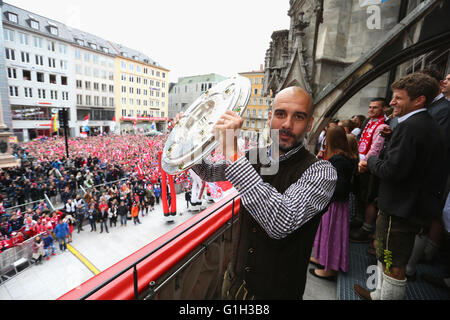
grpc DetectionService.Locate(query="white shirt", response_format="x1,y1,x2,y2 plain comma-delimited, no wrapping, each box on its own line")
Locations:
397,108,427,124
433,93,444,103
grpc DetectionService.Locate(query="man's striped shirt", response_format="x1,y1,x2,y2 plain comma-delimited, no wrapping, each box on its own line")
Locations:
192,145,337,240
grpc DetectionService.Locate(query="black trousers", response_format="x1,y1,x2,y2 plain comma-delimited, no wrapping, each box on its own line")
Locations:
100,220,108,232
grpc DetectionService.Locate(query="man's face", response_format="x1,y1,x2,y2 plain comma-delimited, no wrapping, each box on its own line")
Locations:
442,74,450,97
367,101,384,119
268,88,314,154
390,89,424,117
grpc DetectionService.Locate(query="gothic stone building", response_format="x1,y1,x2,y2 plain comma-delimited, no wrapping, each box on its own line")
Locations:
263,0,450,121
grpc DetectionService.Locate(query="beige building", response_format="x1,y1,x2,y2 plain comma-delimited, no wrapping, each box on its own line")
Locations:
239,68,273,139
111,43,169,133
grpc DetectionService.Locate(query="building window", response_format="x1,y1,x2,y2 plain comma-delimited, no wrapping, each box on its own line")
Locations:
121,61,127,70
30,20,39,30
8,13,18,23
61,76,68,86
62,92,69,101
38,89,46,99
77,94,83,105
76,80,82,89
7,68,17,79
23,87,33,98
85,96,92,105
9,86,19,97
3,28,15,41
109,98,114,107
49,26,58,36
33,36,43,48
22,70,32,81
5,48,15,60
85,81,91,90
21,52,30,63
75,49,81,60
35,55,44,66
93,83,99,91
102,47,109,54
19,32,29,45
49,74,57,84
48,58,56,68
60,60,68,70
89,43,97,50
76,39,84,46
59,44,67,54
47,41,55,52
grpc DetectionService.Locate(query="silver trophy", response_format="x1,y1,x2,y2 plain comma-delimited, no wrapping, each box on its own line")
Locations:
162,75,251,175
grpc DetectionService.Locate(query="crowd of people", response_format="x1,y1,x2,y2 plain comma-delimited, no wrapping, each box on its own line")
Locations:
0,134,192,259
310,69,450,298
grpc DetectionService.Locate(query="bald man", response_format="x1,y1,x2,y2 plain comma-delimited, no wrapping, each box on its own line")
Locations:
188,86,337,300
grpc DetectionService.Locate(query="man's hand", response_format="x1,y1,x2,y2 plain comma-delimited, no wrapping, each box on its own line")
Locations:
213,110,244,162
379,126,392,139
358,160,368,174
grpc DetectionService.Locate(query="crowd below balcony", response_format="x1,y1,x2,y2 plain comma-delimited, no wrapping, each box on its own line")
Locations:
0,133,190,257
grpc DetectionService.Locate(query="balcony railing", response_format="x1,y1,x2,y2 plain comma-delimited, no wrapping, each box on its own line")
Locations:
58,192,240,300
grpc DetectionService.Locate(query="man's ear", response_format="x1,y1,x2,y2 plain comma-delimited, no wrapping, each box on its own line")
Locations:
415,95,427,108
307,117,314,132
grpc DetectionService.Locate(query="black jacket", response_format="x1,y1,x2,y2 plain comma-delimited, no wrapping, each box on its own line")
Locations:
428,96,450,164
328,154,355,202
117,205,128,216
368,111,446,220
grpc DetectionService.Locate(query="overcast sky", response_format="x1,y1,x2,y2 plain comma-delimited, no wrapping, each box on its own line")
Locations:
5,0,290,83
